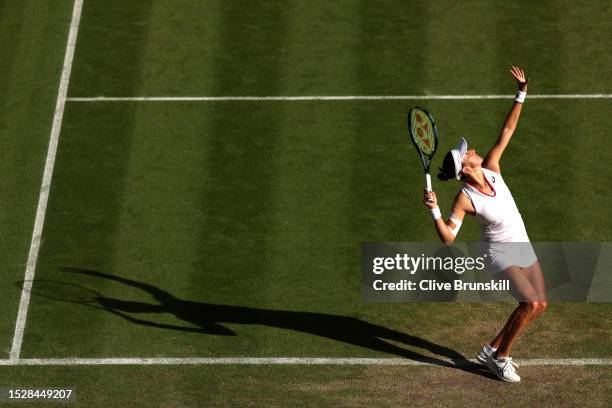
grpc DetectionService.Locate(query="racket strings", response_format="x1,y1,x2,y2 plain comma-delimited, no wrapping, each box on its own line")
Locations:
411,111,436,155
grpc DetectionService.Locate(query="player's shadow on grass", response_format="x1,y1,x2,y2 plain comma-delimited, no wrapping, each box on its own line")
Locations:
25,268,494,378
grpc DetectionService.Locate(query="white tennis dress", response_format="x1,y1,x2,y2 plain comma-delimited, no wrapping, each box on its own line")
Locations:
461,168,537,272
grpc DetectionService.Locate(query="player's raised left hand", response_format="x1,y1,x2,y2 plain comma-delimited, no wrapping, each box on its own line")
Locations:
510,66,528,92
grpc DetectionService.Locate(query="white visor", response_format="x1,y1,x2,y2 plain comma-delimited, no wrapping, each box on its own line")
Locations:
450,137,468,179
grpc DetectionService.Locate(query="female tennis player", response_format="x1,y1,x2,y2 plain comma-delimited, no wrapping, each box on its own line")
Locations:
423,66,546,382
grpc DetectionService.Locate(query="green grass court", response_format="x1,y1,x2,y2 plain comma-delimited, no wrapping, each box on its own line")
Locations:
0,0,611,406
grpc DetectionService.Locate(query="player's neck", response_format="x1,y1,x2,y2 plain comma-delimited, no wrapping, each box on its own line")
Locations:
468,168,487,189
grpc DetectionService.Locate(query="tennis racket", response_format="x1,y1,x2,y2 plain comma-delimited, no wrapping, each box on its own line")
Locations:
407,107,439,196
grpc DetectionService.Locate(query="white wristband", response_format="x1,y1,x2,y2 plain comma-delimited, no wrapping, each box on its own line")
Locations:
515,91,526,103
430,207,441,220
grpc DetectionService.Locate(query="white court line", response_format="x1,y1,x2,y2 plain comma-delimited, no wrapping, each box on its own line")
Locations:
66,94,612,102
9,0,84,361
0,357,610,366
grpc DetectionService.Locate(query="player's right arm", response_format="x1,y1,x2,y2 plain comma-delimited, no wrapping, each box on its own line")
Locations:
423,191,471,244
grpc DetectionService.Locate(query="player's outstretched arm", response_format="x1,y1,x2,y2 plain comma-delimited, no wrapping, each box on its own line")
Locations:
483,66,528,174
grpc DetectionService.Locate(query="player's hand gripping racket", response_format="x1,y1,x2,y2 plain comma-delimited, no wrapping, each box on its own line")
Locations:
407,107,439,201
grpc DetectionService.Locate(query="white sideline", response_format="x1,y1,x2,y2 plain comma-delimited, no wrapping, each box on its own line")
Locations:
0,357,610,366
9,0,84,361
66,94,612,102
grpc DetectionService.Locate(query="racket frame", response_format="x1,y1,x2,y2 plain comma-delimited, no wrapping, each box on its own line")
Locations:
407,106,439,192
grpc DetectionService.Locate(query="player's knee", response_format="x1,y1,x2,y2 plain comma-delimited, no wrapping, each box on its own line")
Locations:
520,301,539,315
519,302,533,313
535,301,547,314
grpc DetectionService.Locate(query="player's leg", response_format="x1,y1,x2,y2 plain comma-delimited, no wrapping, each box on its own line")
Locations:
523,260,547,314
482,266,544,382
494,265,543,356
477,257,532,363
488,304,522,350
476,305,522,365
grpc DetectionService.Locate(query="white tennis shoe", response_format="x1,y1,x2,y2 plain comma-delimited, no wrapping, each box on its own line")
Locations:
476,344,496,365
486,355,521,382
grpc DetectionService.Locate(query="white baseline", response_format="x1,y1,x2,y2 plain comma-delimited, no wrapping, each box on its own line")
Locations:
66,94,612,102
0,357,610,366
9,0,84,361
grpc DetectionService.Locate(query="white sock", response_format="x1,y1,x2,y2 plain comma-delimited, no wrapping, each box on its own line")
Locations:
484,344,497,353
496,356,508,362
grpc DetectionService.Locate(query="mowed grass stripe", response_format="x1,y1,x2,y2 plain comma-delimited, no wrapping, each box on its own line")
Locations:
426,1,501,93
11,0,84,361
0,0,75,358
188,0,290,358
260,2,360,317
20,0,158,358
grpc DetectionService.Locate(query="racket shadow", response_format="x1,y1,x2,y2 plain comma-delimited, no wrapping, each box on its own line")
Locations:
19,268,495,379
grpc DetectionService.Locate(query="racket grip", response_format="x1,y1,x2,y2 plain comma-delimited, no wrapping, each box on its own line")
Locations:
425,173,432,192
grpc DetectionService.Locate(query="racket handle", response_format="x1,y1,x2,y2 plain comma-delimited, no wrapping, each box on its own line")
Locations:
425,173,432,192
